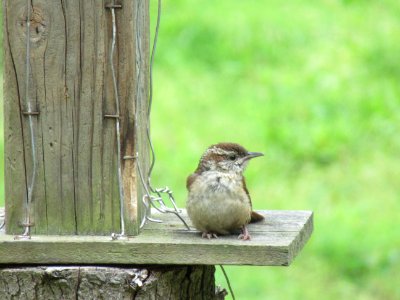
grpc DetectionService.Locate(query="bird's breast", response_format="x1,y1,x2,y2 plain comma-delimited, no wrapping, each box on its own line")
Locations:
186,172,251,234
190,172,244,197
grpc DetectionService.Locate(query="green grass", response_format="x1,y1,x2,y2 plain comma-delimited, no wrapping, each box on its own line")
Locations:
2,0,400,299
148,0,400,299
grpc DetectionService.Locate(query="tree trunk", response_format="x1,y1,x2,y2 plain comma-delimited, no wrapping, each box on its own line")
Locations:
0,265,226,299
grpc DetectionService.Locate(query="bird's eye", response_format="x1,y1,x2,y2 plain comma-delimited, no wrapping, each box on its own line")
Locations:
229,154,237,161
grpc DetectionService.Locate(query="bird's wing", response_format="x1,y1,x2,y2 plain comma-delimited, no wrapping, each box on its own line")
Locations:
242,176,265,223
186,173,199,191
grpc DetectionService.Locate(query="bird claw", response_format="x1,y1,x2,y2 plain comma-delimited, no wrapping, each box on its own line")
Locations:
238,226,251,241
238,233,251,240
202,232,218,239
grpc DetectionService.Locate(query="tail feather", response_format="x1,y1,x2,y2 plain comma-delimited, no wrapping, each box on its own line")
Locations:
250,211,265,223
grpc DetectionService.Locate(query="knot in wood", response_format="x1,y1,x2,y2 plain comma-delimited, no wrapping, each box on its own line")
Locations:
18,6,48,47
128,269,149,289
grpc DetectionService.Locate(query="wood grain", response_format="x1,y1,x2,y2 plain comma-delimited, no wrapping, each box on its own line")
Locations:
3,1,149,235
0,208,313,266
3,0,30,236
0,266,223,299
133,0,150,230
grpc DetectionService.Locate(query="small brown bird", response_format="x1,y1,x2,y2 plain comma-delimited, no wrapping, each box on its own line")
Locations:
186,143,264,240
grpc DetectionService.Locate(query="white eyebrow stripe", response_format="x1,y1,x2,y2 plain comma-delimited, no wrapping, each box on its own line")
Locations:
203,147,236,158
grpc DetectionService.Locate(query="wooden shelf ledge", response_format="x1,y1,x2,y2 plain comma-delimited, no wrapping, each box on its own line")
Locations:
0,208,313,266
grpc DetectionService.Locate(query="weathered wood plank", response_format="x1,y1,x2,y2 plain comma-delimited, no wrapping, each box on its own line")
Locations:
0,209,313,266
75,0,107,234
3,1,149,235
33,0,76,234
144,210,312,231
119,0,140,235
287,209,314,264
135,0,151,230
3,1,29,234
101,0,119,234
59,0,79,235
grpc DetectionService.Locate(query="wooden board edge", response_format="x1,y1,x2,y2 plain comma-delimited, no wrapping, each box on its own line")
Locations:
0,207,313,266
287,211,314,265
0,237,290,266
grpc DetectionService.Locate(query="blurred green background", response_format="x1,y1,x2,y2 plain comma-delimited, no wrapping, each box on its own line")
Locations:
2,0,400,299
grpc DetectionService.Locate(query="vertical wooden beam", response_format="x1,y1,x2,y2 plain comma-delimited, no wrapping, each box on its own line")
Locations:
119,0,149,235
3,1,29,235
3,0,149,235
134,0,151,231
74,0,110,235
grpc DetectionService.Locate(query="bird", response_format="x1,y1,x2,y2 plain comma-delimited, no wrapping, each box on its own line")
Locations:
186,142,264,240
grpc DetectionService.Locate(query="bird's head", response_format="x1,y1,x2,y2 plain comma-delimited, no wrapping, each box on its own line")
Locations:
196,142,263,174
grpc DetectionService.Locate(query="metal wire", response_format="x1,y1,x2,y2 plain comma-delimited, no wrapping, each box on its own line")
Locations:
15,0,36,240
136,158,190,230
146,0,162,192
0,209,5,230
108,4,127,239
219,265,236,300
134,0,190,230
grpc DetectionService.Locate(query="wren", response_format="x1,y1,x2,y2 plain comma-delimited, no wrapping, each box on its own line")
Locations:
186,143,264,240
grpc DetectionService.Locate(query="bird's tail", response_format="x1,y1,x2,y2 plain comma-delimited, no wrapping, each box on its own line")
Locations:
250,211,265,223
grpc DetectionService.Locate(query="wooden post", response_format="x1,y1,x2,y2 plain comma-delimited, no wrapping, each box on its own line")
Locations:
3,0,149,235
1,1,314,299
0,266,226,299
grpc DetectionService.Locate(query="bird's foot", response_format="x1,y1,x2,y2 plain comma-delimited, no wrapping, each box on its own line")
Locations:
238,225,251,241
201,232,218,239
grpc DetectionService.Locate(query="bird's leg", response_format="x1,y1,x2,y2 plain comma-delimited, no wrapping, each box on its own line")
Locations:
238,225,251,240
201,232,218,239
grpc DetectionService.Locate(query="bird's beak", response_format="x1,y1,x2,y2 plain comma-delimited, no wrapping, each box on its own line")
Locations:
245,151,264,160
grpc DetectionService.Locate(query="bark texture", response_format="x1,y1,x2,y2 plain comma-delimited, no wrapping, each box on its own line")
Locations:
0,266,226,299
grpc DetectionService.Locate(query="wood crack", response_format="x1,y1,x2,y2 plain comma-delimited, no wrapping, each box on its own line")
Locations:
185,266,192,300
72,85,78,234
60,0,67,232
42,41,49,233
75,266,81,300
